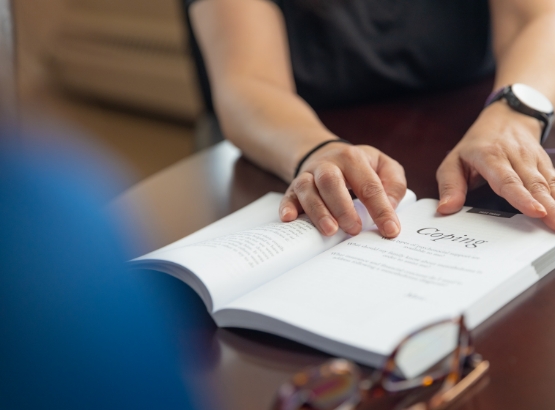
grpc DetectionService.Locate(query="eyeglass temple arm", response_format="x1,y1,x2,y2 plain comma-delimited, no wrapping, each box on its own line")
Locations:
427,360,490,410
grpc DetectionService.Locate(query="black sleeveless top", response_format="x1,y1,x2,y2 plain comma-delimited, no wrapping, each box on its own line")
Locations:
184,0,494,110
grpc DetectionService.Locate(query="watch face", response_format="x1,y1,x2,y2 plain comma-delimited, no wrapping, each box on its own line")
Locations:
512,83,554,114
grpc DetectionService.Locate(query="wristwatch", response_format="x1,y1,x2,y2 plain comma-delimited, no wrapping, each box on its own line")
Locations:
485,83,554,144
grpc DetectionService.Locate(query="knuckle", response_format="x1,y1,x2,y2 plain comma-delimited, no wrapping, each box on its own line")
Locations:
501,174,521,186
498,175,521,195
358,181,385,202
479,145,504,161
501,174,520,186
292,173,314,192
314,167,343,189
387,180,407,195
383,154,401,167
517,145,532,160
382,159,406,180
341,145,363,162
528,180,550,195
392,159,405,174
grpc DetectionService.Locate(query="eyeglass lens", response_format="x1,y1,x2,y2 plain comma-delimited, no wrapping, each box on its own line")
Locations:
384,321,464,391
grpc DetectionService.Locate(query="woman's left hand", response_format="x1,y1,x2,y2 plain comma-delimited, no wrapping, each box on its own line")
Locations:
436,101,555,230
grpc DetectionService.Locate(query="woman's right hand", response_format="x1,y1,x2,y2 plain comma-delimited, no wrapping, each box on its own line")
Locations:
191,0,406,233
279,142,407,238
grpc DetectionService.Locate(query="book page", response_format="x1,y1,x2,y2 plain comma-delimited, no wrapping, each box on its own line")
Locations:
222,199,555,359
135,191,416,311
136,192,285,259
156,214,345,311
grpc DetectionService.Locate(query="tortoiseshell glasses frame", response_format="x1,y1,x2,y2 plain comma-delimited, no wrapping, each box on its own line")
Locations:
274,315,489,410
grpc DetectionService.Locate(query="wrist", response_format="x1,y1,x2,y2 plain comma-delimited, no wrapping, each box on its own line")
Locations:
481,100,543,144
285,132,339,181
485,83,554,144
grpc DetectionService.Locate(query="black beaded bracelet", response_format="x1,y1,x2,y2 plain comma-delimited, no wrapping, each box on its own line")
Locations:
293,138,352,178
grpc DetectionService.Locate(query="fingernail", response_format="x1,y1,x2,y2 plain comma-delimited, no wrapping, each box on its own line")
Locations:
388,195,399,209
533,201,547,216
438,195,451,208
320,216,337,236
281,207,292,218
383,220,400,237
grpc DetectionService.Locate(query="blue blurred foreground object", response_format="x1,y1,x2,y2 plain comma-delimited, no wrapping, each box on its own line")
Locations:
0,134,209,410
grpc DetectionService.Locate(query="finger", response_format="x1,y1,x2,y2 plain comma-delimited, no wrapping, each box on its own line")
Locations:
313,164,362,236
279,188,302,222
514,156,555,229
436,155,468,215
292,172,339,236
538,155,555,201
537,158,555,230
375,153,407,209
340,149,400,238
476,157,547,218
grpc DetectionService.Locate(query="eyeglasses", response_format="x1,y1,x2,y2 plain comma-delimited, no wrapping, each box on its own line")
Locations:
273,315,489,410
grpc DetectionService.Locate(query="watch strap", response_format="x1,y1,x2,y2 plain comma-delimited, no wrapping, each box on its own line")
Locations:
484,86,507,107
485,85,554,144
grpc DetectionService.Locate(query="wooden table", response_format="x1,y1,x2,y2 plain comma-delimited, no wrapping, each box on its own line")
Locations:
109,78,555,410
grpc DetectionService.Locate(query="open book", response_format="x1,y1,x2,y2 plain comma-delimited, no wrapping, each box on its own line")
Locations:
131,191,555,371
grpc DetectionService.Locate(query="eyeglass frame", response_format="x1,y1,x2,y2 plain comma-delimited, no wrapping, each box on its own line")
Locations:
274,315,489,410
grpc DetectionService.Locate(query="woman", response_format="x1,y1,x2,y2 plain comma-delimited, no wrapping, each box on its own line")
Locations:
186,0,555,238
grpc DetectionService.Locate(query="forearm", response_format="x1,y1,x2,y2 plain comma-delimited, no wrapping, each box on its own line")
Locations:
190,0,405,238
493,12,555,102
213,75,336,182
190,0,336,182
437,4,555,226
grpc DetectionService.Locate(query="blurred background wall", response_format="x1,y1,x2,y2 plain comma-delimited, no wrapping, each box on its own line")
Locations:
15,0,204,194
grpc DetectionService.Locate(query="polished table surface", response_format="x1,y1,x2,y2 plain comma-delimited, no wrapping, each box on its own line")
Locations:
110,78,555,409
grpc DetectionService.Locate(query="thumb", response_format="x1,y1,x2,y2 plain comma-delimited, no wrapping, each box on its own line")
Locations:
436,156,468,214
